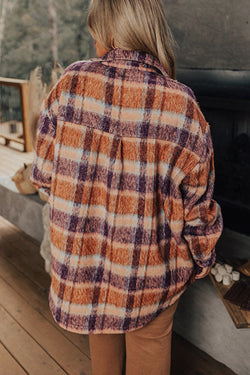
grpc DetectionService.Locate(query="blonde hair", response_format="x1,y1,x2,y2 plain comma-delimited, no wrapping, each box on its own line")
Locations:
87,0,176,79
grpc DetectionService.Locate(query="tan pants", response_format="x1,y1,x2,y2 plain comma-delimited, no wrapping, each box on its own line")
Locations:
89,300,178,375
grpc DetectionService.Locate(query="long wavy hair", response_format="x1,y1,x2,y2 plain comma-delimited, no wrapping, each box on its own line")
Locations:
87,0,176,79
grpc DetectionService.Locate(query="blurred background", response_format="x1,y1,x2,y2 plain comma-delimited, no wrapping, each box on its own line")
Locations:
1,0,250,79
0,0,91,82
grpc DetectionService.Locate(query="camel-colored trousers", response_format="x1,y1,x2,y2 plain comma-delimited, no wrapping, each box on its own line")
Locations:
89,300,178,375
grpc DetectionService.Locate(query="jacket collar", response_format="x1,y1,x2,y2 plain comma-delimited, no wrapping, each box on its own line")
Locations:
100,48,169,78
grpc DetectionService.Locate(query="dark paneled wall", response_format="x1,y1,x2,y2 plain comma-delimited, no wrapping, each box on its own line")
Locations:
164,0,250,70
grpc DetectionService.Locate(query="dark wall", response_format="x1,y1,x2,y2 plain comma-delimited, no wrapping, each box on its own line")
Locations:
164,0,250,70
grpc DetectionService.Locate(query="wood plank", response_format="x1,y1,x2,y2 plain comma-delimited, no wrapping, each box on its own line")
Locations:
0,133,24,145
0,219,40,252
0,306,67,375
0,235,50,289
0,216,90,357
237,260,250,277
209,274,250,328
0,277,92,375
0,239,51,292
0,254,49,308
0,216,39,247
0,217,50,291
0,77,28,85
0,138,24,152
21,82,33,152
0,254,90,358
0,343,27,375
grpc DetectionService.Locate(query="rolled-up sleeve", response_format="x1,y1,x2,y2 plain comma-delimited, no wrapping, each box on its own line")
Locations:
181,129,223,279
30,91,58,198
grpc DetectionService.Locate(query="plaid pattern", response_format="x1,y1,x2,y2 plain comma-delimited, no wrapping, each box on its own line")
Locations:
30,49,223,334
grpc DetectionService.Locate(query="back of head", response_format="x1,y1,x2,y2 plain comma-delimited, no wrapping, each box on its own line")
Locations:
88,0,176,79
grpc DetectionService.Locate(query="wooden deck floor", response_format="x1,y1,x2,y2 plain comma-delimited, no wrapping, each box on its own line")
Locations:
0,215,237,375
0,216,92,375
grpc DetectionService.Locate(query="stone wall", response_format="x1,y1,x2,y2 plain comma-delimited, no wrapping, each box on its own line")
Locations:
164,0,250,70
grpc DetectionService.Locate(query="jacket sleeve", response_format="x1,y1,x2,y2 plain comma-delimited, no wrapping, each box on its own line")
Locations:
181,128,223,279
30,89,58,198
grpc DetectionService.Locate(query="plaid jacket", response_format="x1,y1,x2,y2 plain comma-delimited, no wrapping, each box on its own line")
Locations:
30,48,223,334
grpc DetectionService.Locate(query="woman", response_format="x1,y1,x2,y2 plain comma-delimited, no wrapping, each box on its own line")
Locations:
30,0,223,374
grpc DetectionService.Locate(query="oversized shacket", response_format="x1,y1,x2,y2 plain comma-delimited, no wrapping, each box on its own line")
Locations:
30,48,223,334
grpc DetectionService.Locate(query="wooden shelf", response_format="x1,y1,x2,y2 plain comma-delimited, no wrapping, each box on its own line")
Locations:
0,77,32,152
0,133,24,146
209,274,250,328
